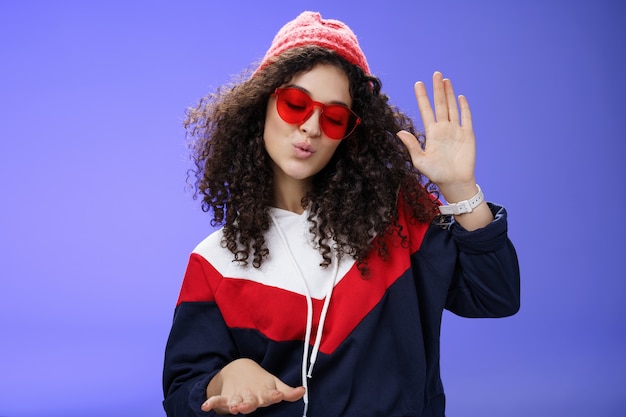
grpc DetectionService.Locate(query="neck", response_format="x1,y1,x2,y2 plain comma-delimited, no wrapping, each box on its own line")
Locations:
272,172,312,214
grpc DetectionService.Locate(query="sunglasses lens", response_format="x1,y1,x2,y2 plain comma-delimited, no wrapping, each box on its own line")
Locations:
274,88,360,140
320,106,354,139
275,88,311,124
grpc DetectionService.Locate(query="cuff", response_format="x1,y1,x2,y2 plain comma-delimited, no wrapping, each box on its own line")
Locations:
451,203,509,254
189,372,220,417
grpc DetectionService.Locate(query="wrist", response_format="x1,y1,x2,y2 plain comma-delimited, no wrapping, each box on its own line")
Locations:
206,369,224,398
438,184,484,216
438,180,478,202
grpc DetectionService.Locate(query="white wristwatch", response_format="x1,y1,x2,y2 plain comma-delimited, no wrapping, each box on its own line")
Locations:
438,185,484,216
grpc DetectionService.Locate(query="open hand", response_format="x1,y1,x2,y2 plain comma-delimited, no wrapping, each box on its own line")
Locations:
398,71,494,230
202,358,305,415
396,71,477,197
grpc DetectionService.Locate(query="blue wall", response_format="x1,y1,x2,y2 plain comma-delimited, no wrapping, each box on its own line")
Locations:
1,1,624,416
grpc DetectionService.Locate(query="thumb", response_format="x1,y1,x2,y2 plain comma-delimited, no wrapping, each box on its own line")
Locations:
275,380,306,402
396,130,425,169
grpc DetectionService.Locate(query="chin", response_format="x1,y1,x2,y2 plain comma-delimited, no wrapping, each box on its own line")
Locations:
279,163,319,181
286,171,315,181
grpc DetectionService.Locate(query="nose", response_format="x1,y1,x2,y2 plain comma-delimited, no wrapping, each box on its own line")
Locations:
299,107,322,138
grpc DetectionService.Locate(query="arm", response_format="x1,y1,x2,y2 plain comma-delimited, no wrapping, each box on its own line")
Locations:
445,203,520,317
162,255,238,417
398,71,519,316
163,254,304,416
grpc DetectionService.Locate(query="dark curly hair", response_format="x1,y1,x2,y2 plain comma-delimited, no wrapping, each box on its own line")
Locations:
185,46,440,274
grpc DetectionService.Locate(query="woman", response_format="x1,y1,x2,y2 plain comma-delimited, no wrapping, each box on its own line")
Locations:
163,11,520,417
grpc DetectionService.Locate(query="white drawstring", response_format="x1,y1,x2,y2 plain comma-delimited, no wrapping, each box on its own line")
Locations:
307,268,337,378
269,212,340,417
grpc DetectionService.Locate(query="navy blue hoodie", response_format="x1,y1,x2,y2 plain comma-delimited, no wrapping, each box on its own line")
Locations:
163,202,520,417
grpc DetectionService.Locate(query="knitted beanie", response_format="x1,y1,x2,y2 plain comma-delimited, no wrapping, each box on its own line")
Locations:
255,11,370,75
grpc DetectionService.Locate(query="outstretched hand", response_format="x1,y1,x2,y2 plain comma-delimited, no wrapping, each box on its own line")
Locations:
397,71,493,230
396,71,477,200
202,358,305,415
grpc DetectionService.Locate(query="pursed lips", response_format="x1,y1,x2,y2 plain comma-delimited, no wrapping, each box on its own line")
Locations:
293,142,315,158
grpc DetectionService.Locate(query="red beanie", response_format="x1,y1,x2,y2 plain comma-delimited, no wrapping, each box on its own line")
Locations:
255,11,370,75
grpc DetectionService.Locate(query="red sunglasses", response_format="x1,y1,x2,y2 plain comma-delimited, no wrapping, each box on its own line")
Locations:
272,87,361,140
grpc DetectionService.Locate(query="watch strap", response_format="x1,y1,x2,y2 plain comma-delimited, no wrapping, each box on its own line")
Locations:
438,185,484,216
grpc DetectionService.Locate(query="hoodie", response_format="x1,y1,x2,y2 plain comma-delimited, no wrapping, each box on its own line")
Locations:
162,201,520,417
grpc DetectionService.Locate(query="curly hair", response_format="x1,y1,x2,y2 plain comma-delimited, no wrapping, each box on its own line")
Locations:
185,46,440,274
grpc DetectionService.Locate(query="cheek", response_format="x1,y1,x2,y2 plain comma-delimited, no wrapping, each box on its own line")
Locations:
263,111,289,158
319,140,342,161
264,103,292,139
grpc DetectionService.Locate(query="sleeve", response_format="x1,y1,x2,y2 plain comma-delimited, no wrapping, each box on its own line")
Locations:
444,203,521,318
162,253,239,417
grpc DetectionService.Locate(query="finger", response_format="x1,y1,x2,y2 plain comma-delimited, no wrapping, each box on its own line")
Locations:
459,95,473,130
201,395,231,414
279,385,306,402
396,130,422,154
274,378,306,402
443,78,459,123
226,393,246,414
396,130,425,169
234,392,263,414
414,81,435,127
258,388,285,406
432,71,448,122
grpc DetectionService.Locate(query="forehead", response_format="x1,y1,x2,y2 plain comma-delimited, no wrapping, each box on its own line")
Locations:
286,64,351,105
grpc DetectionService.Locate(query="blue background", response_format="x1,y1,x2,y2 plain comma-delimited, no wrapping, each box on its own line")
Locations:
1,1,624,416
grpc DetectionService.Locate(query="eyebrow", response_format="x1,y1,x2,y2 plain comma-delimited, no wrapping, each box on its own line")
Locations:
284,84,351,107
